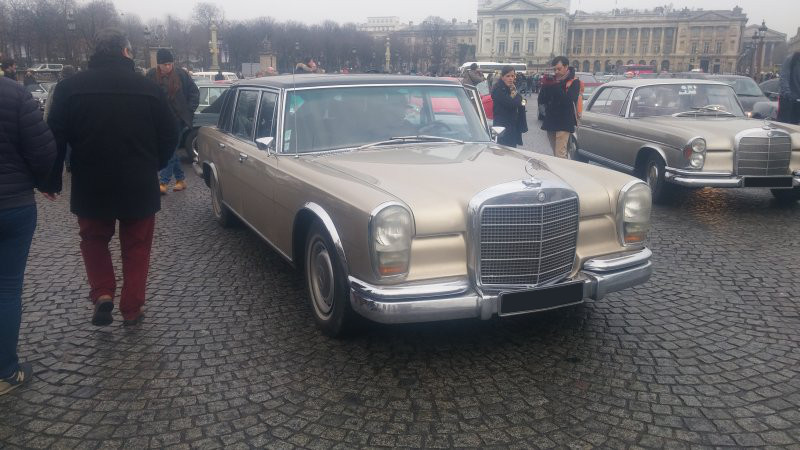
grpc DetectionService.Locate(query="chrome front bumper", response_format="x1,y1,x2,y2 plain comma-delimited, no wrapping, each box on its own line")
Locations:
665,167,800,188
349,248,653,324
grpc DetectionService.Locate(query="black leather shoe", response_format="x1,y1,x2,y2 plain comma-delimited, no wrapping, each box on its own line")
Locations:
122,312,144,327
92,299,114,326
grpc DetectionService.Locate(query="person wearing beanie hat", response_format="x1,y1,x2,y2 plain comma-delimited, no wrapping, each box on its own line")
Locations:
156,48,174,65
146,48,199,194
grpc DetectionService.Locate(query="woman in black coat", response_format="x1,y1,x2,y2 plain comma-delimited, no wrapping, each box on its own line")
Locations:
491,66,528,147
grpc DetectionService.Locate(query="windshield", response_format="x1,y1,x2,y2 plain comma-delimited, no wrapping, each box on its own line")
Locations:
713,77,763,97
628,83,744,118
283,85,490,154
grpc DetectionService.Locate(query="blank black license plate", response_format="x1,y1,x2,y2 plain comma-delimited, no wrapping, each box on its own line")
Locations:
499,281,584,316
743,177,793,188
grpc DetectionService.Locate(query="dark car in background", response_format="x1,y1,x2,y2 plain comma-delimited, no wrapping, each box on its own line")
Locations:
24,83,54,110
183,81,232,160
709,75,770,117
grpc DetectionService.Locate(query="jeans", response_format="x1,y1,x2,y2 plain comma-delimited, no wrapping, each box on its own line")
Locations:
78,215,155,320
0,205,36,379
159,124,185,184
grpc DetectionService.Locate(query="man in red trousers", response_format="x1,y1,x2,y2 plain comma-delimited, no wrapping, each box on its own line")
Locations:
46,28,177,326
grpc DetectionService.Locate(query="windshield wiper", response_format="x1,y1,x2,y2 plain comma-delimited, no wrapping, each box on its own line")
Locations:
674,106,736,117
355,135,464,150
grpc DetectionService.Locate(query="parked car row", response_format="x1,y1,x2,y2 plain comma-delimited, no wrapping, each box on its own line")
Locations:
188,73,798,337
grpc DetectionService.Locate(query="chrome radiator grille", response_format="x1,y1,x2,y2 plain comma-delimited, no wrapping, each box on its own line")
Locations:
736,134,792,176
479,197,579,287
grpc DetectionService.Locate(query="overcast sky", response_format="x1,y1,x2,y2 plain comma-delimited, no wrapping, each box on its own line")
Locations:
113,0,799,36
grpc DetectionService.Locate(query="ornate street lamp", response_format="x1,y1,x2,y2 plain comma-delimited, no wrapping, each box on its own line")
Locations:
66,8,76,65
385,36,391,73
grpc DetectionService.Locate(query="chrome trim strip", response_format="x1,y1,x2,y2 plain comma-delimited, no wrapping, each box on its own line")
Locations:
301,202,349,275
665,167,732,177
349,276,470,300
578,149,636,173
286,83,462,91
582,261,653,301
665,174,742,188
583,248,652,272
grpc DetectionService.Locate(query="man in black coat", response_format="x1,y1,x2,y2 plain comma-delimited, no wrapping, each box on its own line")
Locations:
539,56,581,158
778,51,800,125
0,75,56,395
46,28,177,327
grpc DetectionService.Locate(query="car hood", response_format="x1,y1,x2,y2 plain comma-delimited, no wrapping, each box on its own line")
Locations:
635,116,799,150
305,142,628,235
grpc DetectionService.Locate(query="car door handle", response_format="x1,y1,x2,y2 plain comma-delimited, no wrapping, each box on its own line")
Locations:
218,143,226,149
238,153,248,163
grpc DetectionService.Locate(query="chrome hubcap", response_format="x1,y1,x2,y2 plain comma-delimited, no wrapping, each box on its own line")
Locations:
308,239,334,317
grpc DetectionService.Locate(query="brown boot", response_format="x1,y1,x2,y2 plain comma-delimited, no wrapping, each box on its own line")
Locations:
160,183,168,195
173,180,187,191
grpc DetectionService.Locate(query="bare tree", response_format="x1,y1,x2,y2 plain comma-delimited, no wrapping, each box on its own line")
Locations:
421,16,448,75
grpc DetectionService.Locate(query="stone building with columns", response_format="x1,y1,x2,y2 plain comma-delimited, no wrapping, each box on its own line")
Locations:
567,7,748,74
477,1,749,73
790,28,800,55
476,0,570,70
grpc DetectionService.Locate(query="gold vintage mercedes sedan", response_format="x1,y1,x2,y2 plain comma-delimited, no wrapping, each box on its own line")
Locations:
195,74,653,336
572,79,800,202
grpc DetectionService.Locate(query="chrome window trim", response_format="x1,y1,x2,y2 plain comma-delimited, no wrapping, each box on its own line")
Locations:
616,179,649,249
367,201,416,281
467,179,580,295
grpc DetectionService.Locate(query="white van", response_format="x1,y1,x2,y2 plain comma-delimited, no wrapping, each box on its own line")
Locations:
191,71,238,82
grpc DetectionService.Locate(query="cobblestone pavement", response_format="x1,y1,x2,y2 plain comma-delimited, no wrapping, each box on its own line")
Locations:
2,123,800,449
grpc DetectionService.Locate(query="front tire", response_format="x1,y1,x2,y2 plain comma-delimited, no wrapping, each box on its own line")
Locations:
771,187,800,202
209,171,235,227
304,222,356,337
641,153,672,203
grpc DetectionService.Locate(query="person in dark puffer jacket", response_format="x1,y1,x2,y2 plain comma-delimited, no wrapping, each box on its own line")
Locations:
0,75,57,395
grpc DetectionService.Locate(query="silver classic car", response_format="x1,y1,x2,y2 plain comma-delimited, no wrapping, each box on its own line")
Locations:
571,79,800,202
195,74,653,336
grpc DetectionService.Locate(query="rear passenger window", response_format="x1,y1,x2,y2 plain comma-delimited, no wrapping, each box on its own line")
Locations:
590,87,630,116
231,90,260,141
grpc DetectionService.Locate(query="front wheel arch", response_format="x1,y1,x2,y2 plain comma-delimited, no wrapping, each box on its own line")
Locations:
292,203,349,277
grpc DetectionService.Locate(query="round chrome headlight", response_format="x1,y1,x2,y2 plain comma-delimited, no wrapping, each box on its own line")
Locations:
691,137,706,153
685,137,706,169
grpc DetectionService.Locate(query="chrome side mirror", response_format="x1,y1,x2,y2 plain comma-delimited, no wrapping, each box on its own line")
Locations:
490,126,506,142
255,136,274,152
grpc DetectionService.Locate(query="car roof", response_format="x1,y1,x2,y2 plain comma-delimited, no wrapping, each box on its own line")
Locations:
234,74,462,89
195,80,233,87
601,78,730,88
